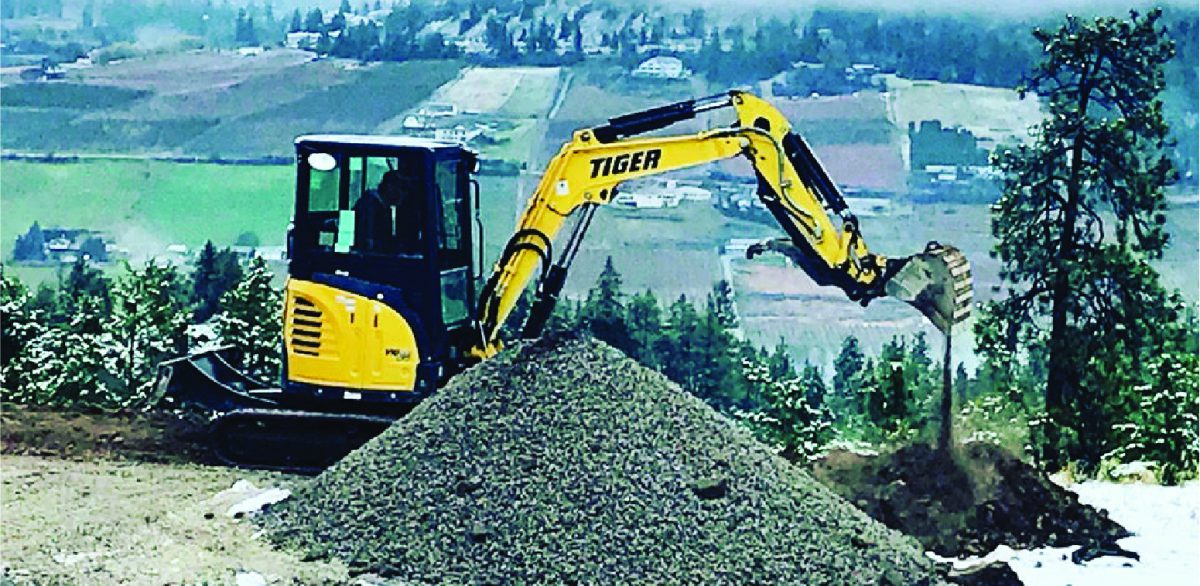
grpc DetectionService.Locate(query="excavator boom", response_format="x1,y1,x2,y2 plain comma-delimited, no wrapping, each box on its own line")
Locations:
474,91,972,356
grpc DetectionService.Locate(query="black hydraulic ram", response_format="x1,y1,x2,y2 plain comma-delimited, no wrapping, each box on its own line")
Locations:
591,93,732,143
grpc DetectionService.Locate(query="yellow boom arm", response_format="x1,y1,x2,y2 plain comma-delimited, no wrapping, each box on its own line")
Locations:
472,91,970,357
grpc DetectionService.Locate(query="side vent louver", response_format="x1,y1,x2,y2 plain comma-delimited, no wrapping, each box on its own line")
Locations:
291,297,323,356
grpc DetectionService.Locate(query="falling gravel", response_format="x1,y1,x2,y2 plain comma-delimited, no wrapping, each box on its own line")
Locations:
263,334,940,584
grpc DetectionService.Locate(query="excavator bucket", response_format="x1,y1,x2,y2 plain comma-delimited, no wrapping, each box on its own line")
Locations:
884,242,973,334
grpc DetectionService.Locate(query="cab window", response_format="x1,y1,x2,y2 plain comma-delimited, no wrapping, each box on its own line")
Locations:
303,153,426,255
435,159,465,254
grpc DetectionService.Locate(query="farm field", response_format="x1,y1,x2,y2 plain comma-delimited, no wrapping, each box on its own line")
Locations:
0,52,462,157
1,161,293,256
423,66,561,117
885,76,1045,148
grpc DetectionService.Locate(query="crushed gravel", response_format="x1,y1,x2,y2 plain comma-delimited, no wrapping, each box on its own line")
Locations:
263,334,941,584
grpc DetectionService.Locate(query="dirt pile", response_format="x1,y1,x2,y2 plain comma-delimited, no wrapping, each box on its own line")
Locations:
811,443,1130,558
264,334,939,584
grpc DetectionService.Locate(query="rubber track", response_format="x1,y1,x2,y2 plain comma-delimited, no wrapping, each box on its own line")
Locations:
211,409,396,474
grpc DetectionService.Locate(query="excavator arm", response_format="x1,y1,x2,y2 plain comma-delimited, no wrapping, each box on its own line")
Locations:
472,91,972,357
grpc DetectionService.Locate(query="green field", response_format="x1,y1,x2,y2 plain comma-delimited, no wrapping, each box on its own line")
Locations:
1,161,294,254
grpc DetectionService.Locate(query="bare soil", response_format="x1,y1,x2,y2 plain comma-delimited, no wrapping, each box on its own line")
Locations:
1,403,215,465
811,442,1132,558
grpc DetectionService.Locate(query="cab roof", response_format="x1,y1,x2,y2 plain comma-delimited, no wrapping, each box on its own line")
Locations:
295,134,463,152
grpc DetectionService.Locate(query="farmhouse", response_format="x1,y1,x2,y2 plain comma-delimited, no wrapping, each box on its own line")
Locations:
632,56,689,80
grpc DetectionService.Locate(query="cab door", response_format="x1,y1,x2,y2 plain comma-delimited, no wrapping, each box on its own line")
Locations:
432,155,476,366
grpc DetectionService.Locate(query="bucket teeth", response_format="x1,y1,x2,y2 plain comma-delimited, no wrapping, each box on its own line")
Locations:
884,242,973,334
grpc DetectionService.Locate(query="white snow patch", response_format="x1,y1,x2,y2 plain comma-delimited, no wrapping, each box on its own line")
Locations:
1010,481,1199,585
211,479,291,518
235,571,268,586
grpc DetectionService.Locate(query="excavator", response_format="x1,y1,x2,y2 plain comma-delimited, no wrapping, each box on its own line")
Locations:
153,91,972,472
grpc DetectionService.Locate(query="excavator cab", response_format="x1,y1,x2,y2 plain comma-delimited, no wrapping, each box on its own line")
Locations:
151,136,481,470
285,135,481,405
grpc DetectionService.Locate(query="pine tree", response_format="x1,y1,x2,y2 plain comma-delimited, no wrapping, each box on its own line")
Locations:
766,339,792,381
738,355,833,462
979,10,1180,468
13,222,46,262
215,256,283,383
954,363,970,404
192,241,244,322
110,260,191,403
660,295,701,392
707,279,738,329
580,256,631,354
289,8,301,32
4,295,122,408
0,267,41,377
830,335,865,419
304,8,324,33
61,256,112,321
625,289,663,368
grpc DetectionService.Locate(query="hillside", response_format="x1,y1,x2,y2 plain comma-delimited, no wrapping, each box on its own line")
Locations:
1,50,462,157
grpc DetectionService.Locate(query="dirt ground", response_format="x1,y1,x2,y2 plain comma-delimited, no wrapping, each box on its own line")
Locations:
1,455,349,584
2,404,214,465
0,406,350,584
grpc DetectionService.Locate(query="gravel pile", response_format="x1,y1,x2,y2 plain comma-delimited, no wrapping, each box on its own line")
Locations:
263,334,939,584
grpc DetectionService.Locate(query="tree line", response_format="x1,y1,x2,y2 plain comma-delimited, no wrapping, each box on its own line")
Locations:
0,241,280,410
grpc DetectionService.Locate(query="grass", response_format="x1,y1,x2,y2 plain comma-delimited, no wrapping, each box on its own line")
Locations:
1,161,294,255
496,68,562,118
187,60,464,157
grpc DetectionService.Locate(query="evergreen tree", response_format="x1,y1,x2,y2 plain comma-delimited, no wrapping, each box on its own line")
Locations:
339,0,351,15
289,8,302,33
738,355,833,461
799,361,827,410
625,289,663,368
0,267,41,376
954,363,970,405
766,339,792,381
979,10,1180,468
580,256,631,354
830,335,865,419
61,256,112,321
304,7,324,32
659,294,702,392
13,222,47,262
215,256,283,382
707,279,738,329
3,295,121,408
110,260,191,402
192,241,244,322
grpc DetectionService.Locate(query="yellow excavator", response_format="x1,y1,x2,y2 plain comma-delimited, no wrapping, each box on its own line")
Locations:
154,91,972,471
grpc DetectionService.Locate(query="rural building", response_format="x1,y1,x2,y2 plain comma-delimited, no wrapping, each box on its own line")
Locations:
286,32,321,49
614,191,682,210
419,103,458,118
908,120,988,170
632,56,689,80
434,124,484,144
12,225,114,264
